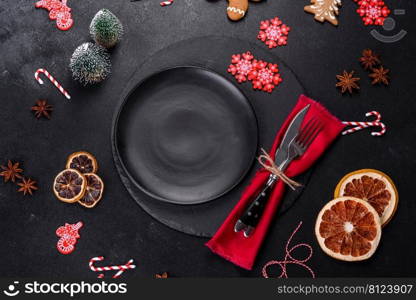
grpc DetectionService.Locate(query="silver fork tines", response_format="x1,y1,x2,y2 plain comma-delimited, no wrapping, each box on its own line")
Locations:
288,117,323,159
298,118,323,148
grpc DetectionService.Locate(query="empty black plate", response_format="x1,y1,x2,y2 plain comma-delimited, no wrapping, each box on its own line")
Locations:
115,67,258,204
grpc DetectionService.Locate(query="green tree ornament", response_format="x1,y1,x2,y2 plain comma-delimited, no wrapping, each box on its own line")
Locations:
69,42,111,85
90,9,124,48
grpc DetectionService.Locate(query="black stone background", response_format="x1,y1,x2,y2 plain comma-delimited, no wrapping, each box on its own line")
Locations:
0,0,415,278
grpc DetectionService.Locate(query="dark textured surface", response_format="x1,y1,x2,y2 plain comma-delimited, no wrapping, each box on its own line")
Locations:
0,0,415,278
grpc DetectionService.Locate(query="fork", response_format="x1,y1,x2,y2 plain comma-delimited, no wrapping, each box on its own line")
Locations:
283,117,323,170
234,117,324,237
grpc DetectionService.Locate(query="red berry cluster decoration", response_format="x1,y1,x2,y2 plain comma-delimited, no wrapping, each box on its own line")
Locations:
35,0,74,31
257,17,290,49
355,0,390,26
227,51,283,93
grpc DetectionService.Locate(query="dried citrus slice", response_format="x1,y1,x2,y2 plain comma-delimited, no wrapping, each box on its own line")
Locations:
53,169,86,203
334,169,398,226
78,173,104,208
315,197,381,261
66,151,98,174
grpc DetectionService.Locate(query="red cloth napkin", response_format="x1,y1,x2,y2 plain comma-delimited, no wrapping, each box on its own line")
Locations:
206,94,346,270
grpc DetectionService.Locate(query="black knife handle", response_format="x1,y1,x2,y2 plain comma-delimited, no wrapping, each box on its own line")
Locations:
239,181,275,228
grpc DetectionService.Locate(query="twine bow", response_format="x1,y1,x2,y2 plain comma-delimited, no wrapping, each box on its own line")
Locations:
258,148,302,190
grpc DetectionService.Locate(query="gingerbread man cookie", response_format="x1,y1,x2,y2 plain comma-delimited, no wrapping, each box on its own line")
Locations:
227,0,263,22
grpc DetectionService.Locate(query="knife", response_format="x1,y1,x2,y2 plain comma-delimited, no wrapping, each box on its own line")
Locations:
234,104,310,237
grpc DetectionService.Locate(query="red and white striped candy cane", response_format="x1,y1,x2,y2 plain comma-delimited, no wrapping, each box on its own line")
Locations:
34,68,71,100
89,256,136,278
160,0,174,6
342,111,386,136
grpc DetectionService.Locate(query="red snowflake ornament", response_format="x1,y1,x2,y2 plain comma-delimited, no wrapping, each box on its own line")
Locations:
257,17,290,49
356,0,390,26
227,52,283,93
249,61,283,93
35,0,74,31
227,51,255,83
56,221,83,254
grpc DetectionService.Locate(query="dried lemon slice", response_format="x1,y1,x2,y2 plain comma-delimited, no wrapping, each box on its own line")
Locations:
315,197,382,261
53,169,86,203
334,169,398,226
66,151,98,174
78,173,104,208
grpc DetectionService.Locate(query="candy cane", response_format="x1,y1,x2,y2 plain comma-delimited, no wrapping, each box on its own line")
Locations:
34,68,71,100
342,111,386,136
89,256,136,278
160,0,173,6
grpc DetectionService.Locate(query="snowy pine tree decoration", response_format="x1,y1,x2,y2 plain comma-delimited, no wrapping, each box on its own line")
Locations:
90,9,124,48
69,42,111,85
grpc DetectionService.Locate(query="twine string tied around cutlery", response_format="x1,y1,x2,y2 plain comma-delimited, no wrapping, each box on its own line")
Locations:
258,148,302,191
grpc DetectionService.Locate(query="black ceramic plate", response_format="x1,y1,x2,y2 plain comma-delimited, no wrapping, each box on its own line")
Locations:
112,36,308,237
115,67,258,205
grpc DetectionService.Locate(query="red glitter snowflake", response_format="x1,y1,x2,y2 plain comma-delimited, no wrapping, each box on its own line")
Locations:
356,0,390,26
227,51,255,83
227,52,283,93
257,17,290,49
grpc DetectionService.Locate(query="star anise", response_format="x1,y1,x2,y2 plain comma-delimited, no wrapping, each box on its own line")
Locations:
369,66,389,85
155,272,168,278
360,49,381,70
336,70,360,94
31,99,53,119
17,177,38,195
0,160,23,182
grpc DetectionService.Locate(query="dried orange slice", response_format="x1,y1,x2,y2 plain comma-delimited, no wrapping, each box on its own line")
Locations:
53,169,86,203
78,173,104,208
315,197,382,261
334,169,398,226
66,151,98,174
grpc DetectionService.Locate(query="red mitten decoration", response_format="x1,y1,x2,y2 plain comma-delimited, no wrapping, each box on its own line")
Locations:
56,221,83,254
35,0,74,31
